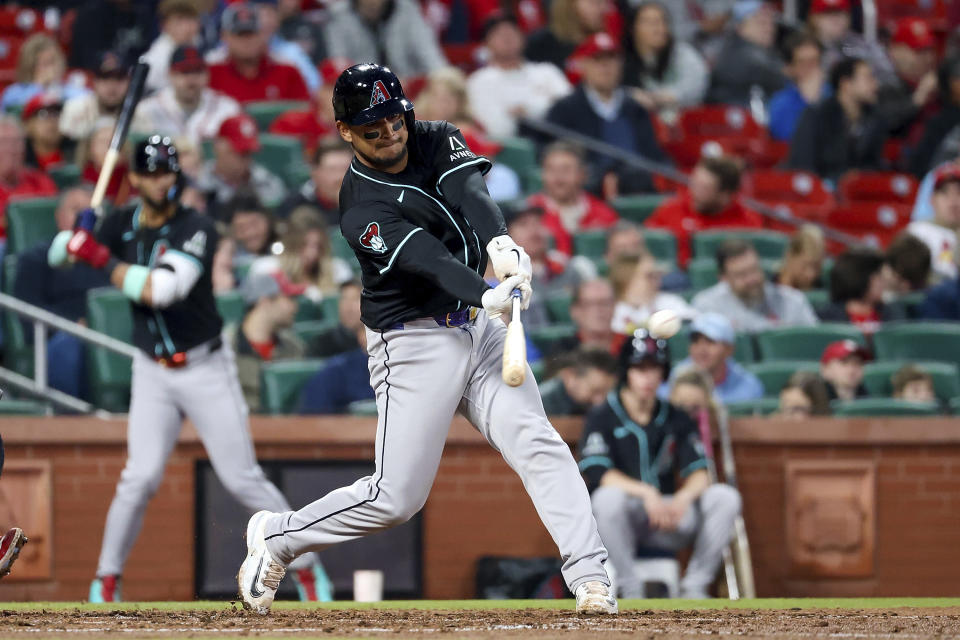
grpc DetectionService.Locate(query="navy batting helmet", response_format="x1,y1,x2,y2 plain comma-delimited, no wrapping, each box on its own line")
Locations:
617,328,671,385
333,63,414,126
133,135,181,175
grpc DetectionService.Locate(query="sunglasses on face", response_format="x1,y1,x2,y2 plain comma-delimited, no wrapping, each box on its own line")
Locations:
360,113,404,140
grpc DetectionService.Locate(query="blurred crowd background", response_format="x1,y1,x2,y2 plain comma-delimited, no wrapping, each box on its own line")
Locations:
0,0,958,425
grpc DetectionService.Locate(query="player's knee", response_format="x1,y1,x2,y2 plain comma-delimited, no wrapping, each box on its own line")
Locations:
118,465,165,500
702,484,742,519
591,485,629,522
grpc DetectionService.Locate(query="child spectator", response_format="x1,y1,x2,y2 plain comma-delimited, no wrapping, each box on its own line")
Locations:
227,190,280,272
768,31,829,142
883,232,932,295
141,0,202,93
22,93,74,172
820,340,870,402
669,368,717,425
892,365,937,404
274,206,354,298
776,371,831,419
608,251,694,334
539,347,618,415
907,163,960,283
0,34,87,111
776,225,825,291
819,247,908,332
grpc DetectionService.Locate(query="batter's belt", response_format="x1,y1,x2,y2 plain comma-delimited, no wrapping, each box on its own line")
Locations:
387,307,478,331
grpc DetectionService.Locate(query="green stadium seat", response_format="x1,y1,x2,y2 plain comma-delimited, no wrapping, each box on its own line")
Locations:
573,229,607,259
348,399,378,416
862,361,960,401
528,324,576,354
291,319,340,344
0,399,47,415
49,164,82,190
320,294,340,321
832,398,941,417
253,135,305,192
530,359,546,382
747,361,820,397
86,288,134,412
951,397,960,415
244,100,310,131
692,229,790,260
667,327,756,364
726,397,780,416
688,258,718,291
6,197,58,255
494,138,537,191
285,162,311,191
216,291,245,327
873,323,960,364
544,291,572,324
803,289,829,309
3,253,32,377
330,232,354,261
260,359,327,414
756,324,866,361
524,166,543,192
611,194,666,224
294,296,324,322
643,229,677,265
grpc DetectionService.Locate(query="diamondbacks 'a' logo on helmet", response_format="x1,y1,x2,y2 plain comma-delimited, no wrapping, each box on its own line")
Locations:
370,80,392,107
360,222,388,253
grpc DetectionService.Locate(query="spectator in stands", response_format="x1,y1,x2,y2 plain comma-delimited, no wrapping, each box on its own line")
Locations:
907,163,960,283
665,312,763,404
322,0,447,79
768,31,830,142
308,280,366,358
693,239,818,332
545,33,669,197
502,203,593,329
706,0,785,106
0,116,58,238
247,0,321,92
277,0,326,63
525,0,613,70
776,371,831,419
892,365,937,404
609,251,694,334
604,220,691,292
142,0,202,93
132,46,242,142
661,1,733,53
297,283,374,414
212,237,237,294
467,13,572,141
0,34,87,111
207,4,310,104
550,279,617,356
645,155,762,268
227,190,279,272
22,93,74,172
819,340,870,402
273,206,354,298
279,138,353,225
788,56,887,183
819,247,908,331
807,0,895,86
67,0,156,72
79,118,133,204
919,272,960,320
622,2,709,122
60,52,130,143
527,141,619,256
269,58,346,158
197,114,286,218
12,186,108,399
232,271,305,412
878,18,938,140
910,56,960,177
883,232,932,295
582,329,741,599
668,368,717,427
540,348,618,415
776,225,825,291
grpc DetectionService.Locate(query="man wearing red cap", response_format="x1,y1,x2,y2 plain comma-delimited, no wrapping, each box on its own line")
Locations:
877,17,939,139
820,340,870,402
908,163,960,283
545,32,668,196
808,0,896,86
196,114,286,219
21,92,74,172
0,115,57,239
133,46,242,142
269,58,350,157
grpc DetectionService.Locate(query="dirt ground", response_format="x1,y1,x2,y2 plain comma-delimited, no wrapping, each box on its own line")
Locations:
1,607,959,639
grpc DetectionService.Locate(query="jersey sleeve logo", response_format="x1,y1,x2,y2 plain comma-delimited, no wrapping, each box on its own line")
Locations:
370,80,392,106
182,230,207,257
359,221,388,253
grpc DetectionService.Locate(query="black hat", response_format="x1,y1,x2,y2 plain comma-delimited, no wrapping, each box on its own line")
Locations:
222,2,259,34
617,328,670,385
95,51,128,78
333,63,414,126
169,45,206,73
133,135,181,175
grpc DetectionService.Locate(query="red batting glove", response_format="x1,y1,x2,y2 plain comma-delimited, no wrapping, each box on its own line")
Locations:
66,229,112,269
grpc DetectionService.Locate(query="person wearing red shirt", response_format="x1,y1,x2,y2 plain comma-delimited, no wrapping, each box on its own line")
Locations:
527,141,619,256
207,3,310,104
645,155,762,268
269,57,351,159
22,92,74,172
0,115,57,239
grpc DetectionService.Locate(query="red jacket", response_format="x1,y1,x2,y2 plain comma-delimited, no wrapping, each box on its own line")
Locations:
644,192,763,268
527,192,619,256
269,108,335,159
0,169,57,238
208,57,310,104
82,162,134,206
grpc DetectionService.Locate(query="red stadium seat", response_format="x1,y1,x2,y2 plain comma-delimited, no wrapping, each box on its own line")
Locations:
837,171,919,204
742,169,835,220
826,202,912,248
678,105,763,139
0,7,42,36
0,36,24,71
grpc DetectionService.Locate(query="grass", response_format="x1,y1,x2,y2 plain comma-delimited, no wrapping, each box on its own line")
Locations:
2,597,959,612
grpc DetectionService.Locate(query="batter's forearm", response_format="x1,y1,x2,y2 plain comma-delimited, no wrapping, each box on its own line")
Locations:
441,168,506,244
397,230,491,307
109,262,155,305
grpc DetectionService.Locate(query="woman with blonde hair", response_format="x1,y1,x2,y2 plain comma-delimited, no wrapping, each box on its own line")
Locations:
777,224,825,291
609,250,694,334
1,34,88,110
525,0,618,69
277,206,354,299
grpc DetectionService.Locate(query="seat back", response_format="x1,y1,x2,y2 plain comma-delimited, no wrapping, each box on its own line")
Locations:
756,324,866,361
259,359,328,414
215,291,245,327
86,288,134,412
643,228,678,266
692,229,790,261
873,323,960,363
611,194,666,224
837,171,918,204
2,252,31,375
6,196,58,255
726,397,780,416
862,361,960,402
747,361,820,397
528,324,576,354
245,100,310,131
832,398,941,417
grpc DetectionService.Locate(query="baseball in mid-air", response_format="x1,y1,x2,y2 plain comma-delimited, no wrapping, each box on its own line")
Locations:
647,309,681,339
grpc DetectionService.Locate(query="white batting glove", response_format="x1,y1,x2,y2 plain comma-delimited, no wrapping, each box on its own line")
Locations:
481,274,532,319
486,235,532,283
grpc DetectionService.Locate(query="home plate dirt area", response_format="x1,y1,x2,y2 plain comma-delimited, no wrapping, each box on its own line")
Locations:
2,600,960,639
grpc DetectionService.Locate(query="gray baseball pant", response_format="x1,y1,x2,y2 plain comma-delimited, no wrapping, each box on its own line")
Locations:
591,484,741,598
263,310,611,594
96,342,312,576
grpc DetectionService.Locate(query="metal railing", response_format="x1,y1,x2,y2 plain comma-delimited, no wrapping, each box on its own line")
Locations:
0,291,136,418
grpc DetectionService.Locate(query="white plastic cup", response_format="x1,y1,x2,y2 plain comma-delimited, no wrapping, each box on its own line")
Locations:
353,570,384,602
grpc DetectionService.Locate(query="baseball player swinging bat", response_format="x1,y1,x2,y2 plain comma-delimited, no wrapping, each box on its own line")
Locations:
502,290,526,386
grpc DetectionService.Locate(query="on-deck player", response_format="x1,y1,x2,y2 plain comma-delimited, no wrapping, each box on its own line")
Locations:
238,63,618,615
50,136,332,603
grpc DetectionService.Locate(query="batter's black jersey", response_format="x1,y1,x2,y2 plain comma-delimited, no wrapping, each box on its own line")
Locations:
96,204,222,357
339,120,498,330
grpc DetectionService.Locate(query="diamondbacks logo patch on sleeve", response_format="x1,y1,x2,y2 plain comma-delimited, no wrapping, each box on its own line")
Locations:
359,221,388,253
370,80,392,106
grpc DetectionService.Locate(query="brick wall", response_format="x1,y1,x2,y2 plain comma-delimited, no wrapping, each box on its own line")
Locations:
0,416,958,600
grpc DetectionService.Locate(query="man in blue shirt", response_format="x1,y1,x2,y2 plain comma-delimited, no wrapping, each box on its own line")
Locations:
768,31,831,142
661,312,764,404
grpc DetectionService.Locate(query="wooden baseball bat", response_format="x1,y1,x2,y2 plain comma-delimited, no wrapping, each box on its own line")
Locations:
502,290,526,387
716,406,757,598
90,60,150,214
